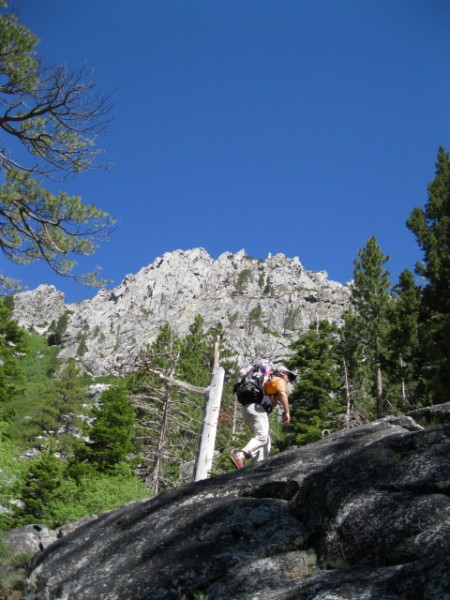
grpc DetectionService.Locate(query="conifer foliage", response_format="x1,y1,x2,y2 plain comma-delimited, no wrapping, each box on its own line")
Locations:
130,317,234,493
77,386,136,472
31,360,86,455
13,442,64,526
283,321,344,446
0,2,115,290
343,236,392,418
282,146,450,430
407,146,450,403
130,321,210,494
388,269,421,409
0,298,26,406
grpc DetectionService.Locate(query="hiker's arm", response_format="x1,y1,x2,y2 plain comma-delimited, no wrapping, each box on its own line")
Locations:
276,391,290,424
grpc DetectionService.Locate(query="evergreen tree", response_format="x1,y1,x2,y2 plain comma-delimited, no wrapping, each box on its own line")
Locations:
0,2,114,290
281,321,344,447
31,360,87,456
406,146,450,403
13,442,64,525
0,421,27,531
177,316,218,476
344,236,392,418
11,440,148,530
0,298,26,408
178,315,212,387
339,308,371,419
130,318,235,492
3,329,60,445
388,269,421,410
77,385,136,472
130,323,186,493
47,311,71,346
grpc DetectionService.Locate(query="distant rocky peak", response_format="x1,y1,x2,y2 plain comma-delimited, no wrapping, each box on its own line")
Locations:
13,248,351,376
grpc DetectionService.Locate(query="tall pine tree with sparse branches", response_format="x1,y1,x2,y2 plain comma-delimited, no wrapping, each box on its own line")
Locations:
343,236,392,418
407,146,450,404
388,268,421,411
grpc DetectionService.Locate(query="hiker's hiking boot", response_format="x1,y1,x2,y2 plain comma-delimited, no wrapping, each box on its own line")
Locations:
229,449,246,469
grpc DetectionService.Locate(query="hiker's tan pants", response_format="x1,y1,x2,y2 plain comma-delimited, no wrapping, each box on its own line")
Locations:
242,402,271,461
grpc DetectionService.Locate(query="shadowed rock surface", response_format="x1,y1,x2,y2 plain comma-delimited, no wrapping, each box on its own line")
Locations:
22,410,450,599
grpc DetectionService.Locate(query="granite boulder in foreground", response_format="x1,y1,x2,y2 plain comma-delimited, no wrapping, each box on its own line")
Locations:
23,412,450,599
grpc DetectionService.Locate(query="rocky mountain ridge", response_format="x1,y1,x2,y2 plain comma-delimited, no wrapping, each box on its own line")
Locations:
12,248,352,376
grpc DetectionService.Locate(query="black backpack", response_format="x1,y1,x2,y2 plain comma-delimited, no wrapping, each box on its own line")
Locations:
233,365,264,406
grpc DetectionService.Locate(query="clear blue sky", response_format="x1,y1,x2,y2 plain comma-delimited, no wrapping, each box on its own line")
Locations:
4,0,450,302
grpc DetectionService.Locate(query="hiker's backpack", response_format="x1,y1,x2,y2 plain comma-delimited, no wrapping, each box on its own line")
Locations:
233,364,270,406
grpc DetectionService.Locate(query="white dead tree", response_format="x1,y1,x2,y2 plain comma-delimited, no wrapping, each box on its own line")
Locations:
194,340,225,481
139,338,225,483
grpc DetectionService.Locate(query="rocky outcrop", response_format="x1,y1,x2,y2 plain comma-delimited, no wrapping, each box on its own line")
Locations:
23,410,450,599
1,524,56,556
407,401,450,426
12,248,351,376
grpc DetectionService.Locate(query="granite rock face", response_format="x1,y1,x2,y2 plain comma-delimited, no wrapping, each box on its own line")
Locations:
12,248,351,376
23,411,450,599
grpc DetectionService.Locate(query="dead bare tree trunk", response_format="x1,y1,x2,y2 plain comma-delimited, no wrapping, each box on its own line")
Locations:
231,396,239,437
376,364,384,418
148,341,178,495
342,358,351,429
194,340,225,482
149,382,171,495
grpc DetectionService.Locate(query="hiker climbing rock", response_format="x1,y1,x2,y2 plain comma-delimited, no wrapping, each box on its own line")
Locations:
230,364,296,469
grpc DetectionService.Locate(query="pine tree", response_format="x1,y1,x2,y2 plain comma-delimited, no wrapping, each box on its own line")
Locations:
0,2,114,290
406,146,450,403
130,318,234,491
78,385,136,472
339,308,372,421
31,359,87,456
0,420,27,531
0,298,26,408
344,236,392,418
130,323,188,493
13,442,64,525
388,269,421,410
178,315,212,387
47,311,71,346
281,321,344,447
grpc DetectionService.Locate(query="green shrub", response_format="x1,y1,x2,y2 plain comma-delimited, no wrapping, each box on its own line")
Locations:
42,466,149,527
0,424,27,533
236,269,252,291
